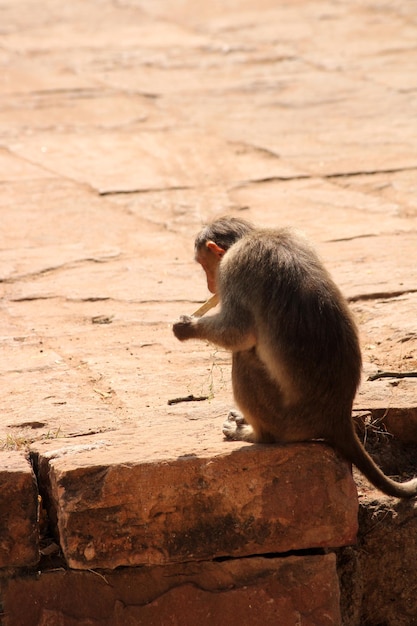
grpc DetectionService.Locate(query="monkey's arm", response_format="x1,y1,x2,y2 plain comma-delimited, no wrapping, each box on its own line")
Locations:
172,307,256,352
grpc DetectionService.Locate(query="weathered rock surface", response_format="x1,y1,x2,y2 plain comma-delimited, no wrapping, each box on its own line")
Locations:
338,494,417,626
2,553,341,626
0,452,39,568
32,432,358,569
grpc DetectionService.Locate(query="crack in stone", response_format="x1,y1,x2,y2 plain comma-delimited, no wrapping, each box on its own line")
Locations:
97,164,417,198
0,87,125,106
98,185,192,196
237,174,311,186
0,254,121,284
325,234,378,243
9,295,112,302
8,295,56,302
324,165,417,180
347,289,417,303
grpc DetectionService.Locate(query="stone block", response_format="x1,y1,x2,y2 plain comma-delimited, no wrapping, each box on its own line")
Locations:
339,494,417,626
0,451,39,568
33,430,358,570
2,553,341,626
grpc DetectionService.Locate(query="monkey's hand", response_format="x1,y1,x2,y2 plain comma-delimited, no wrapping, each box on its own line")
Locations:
172,315,197,341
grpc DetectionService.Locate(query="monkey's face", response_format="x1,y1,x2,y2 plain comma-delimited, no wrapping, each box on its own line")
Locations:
195,243,224,294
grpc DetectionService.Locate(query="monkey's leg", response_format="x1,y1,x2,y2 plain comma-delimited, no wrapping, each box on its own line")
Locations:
222,350,284,444
223,409,255,442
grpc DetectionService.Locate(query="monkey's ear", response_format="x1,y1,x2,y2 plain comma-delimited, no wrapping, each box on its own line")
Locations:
206,241,226,259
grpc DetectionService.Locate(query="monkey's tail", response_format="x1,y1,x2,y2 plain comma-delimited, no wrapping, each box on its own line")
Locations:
332,425,417,499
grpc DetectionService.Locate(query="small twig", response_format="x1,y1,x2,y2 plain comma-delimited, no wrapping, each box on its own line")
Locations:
168,394,209,406
91,315,114,325
368,371,417,382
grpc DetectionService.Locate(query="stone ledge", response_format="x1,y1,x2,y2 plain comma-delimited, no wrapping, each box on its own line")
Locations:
32,429,358,570
2,553,341,626
0,451,39,568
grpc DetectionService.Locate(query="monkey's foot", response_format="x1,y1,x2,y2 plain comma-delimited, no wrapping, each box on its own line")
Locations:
222,410,255,442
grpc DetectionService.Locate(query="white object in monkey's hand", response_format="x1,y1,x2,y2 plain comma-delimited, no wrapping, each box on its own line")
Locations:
191,294,219,318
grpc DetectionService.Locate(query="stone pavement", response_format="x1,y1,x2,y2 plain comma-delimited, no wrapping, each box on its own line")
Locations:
1,0,416,456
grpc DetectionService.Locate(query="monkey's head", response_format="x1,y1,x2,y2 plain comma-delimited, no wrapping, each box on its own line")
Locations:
194,217,255,294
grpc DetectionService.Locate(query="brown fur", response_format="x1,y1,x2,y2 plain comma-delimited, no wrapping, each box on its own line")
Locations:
173,217,417,498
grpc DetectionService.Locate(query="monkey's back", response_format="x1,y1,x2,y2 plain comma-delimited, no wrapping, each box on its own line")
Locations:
219,228,362,408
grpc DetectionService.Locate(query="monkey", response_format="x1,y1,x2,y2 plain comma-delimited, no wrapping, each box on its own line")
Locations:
173,216,417,499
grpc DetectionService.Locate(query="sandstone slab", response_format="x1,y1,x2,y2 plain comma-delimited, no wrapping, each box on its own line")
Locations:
0,5,208,53
321,232,417,302
0,452,39,568
334,170,417,219
229,177,406,244
0,179,155,253
32,431,358,570
8,128,303,194
0,328,124,443
0,148,56,183
0,92,158,138
2,553,341,626
0,57,93,95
